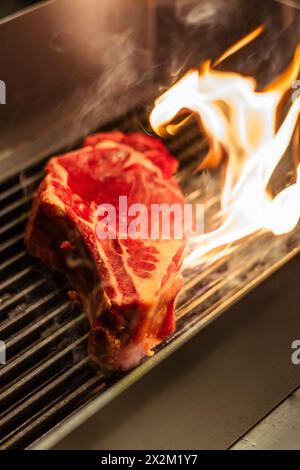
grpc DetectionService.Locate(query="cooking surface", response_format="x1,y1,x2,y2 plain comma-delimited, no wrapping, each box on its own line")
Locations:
0,109,201,449
0,156,103,449
1,107,300,449
50,252,300,450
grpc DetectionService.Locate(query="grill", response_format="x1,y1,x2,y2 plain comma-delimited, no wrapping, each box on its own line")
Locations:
0,108,198,449
1,106,300,450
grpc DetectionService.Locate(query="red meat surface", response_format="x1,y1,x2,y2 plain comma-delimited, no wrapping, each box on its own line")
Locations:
25,131,185,370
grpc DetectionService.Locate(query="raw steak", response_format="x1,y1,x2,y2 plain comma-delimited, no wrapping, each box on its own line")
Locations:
25,131,185,370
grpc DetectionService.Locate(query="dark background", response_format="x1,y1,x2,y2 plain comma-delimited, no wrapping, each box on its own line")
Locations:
0,0,40,19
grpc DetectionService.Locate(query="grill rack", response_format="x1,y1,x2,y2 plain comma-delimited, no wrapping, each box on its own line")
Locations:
1,107,300,449
0,108,206,449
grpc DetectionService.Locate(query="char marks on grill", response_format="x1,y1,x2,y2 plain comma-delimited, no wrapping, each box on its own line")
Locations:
25,131,186,370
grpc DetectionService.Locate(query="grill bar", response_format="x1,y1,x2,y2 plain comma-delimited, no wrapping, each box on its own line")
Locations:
0,250,26,272
0,170,44,204
0,232,24,254
0,288,65,338
0,277,46,314
0,265,37,290
0,193,34,220
0,333,89,408
1,373,105,450
0,359,100,450
0,313,87,383
5,300,70,351
0,213,28,237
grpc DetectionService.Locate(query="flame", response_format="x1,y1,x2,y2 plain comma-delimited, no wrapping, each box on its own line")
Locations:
213,24,265,67
150,28,300,266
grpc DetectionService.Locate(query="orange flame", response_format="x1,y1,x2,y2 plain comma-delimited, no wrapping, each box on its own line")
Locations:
150,28,300,266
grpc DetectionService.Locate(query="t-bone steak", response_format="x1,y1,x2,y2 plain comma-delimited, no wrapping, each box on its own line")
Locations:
25,131,186,370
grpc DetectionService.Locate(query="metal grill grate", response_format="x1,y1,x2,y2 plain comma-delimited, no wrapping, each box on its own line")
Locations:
1,108,300,449
0,109,206,449
0,160,105,448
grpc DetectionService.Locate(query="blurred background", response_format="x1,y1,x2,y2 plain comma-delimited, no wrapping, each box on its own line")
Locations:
0,0,40,19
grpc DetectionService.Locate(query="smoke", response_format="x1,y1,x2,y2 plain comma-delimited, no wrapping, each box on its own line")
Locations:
48,30,152,150
64,30,153,141
155,0,300,93
175,0,237,27
1,22,154,182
